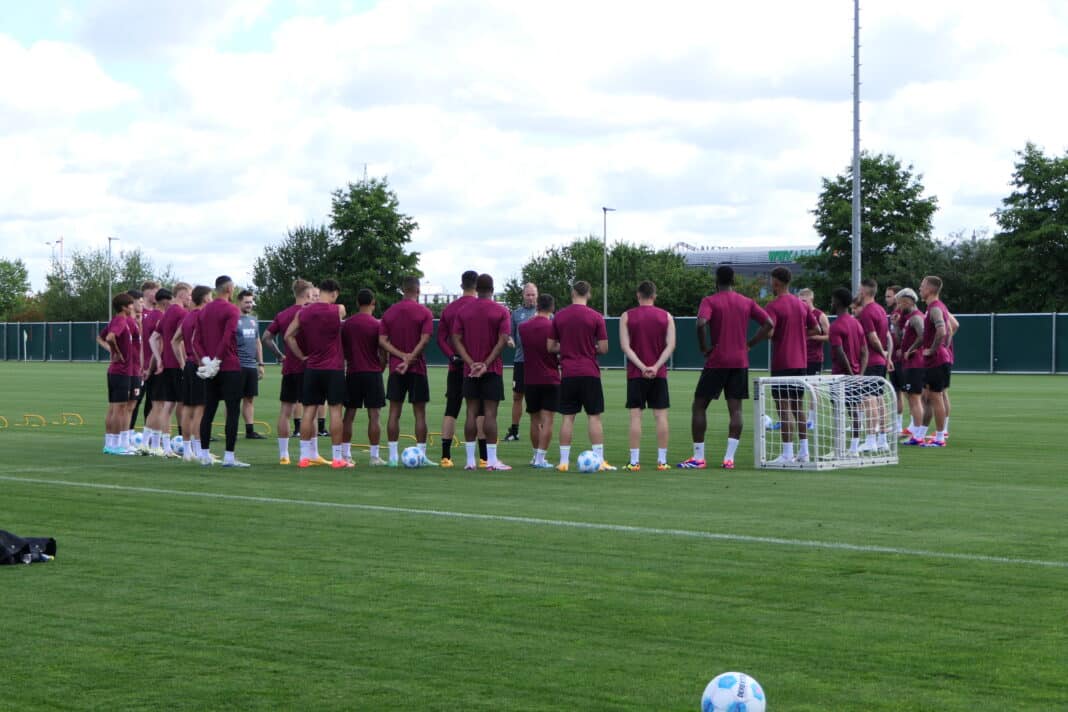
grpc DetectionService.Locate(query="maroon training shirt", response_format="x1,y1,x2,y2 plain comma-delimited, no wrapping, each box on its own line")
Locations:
829,312,865,375
805,307,825,364
298,302,343,370
106,314,132,376
379,299,434,375
454,298,511,376
858,301,889,367
126,316,142,378
268,304,308,376
199,298,241,372
180,310,202,364
550,304,606,379
158,304,188,370
141,308,162,370
623,305,671,379
518,316,560,385
697,291,770,369
342,312,383,374
765,293,817,371
437,294,475,368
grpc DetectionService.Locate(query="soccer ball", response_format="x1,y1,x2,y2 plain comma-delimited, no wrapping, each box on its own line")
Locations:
400,446,423,468
576,450,602,473
701,672,766,712
132,431,143,447
172,435,184,456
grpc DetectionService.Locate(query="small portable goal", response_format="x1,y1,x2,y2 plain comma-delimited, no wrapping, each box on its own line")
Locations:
754,375,899,470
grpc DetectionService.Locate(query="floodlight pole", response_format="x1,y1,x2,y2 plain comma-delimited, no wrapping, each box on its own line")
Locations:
602,206,615,315
851,0,862,296
107,236,119,318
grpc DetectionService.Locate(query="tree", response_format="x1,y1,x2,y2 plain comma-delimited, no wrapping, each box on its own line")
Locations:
42,247,167,321
992,142,1068,311
802,152,939,302
0,258,30,319
508,236,716,316
252,177,421,316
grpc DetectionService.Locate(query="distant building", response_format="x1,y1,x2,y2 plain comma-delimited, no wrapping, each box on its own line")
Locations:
673,243,819,279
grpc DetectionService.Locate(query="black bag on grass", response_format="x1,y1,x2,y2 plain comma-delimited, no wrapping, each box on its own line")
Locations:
0,530,57,565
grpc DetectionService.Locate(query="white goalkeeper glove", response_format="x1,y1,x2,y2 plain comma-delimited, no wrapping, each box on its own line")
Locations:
197,357,221,379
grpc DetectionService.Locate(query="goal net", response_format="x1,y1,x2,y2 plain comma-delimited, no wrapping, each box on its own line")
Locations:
753,375,898,470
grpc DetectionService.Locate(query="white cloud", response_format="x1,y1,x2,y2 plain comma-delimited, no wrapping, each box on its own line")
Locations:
2,1,1068,301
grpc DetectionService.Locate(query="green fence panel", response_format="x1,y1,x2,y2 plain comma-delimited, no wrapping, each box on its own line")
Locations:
70,323,99,361
994,313,1054,373
952,314,991,373
670,317,770,370
597,317,623,369
1057,314,1068,373
48,323,71,360
24,323,46,361
1,324,6,360
6,324,20,359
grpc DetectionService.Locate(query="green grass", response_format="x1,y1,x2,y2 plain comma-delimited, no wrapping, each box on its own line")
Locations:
3,362,1067,710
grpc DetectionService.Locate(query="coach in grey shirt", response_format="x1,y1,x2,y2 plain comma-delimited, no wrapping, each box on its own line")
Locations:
236,289,265,439
505,282,539,441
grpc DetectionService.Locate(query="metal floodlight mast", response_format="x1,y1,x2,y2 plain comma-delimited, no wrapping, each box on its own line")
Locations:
602,206,615,315
851,0,862,296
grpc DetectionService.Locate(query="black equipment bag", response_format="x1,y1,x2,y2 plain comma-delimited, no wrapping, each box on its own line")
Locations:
0,530,57,565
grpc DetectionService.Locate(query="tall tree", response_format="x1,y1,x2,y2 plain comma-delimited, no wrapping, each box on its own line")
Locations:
509,236,715,316
251,224,334,319
802,152,939,301
42,248,166,321
993,142,1068,311
0,258,30,319
252,177,421,316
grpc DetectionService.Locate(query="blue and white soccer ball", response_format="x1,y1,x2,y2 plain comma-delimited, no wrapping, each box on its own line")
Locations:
701,671,766,712
400,446,422,468
132,431,144,447
576,449,602,473
172,435,184,456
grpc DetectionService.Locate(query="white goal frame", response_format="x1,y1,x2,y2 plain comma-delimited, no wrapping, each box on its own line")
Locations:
753,375,899,470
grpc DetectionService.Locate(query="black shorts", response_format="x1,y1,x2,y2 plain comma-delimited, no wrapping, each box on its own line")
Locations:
303,368,346,406
444,366,464,418
902,367,926,395
511,362,525,394
156,367,183,402
240,367,259,398
280,372,304,403
387,372,430,404
925,363,951,393
345,371,386,409
695,368,748,401
770,368,805,401
206,370,242,403
889,361,905,391
843,379,865,406
128,376,143,401
863,364,887,394
463,373,505,402
107,373,131,403
182,363,206,406
806,361,823,376
525,383,560,413
558,376,604,416
142,373,155,402
626,377,670,410
945,367,952,389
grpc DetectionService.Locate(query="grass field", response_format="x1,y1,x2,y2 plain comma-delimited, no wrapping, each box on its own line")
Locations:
2,362,1067,710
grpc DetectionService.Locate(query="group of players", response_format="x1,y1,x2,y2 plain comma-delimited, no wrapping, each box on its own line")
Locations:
98,264,956,471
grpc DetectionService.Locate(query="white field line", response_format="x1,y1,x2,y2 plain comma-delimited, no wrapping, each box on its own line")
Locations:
3,475,1067,570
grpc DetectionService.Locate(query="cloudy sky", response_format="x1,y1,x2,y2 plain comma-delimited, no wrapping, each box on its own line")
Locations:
4,0,1066,296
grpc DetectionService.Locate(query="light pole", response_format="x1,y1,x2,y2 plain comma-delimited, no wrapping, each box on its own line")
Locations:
107,236,119,317
602,206,615,315
851,0,862,295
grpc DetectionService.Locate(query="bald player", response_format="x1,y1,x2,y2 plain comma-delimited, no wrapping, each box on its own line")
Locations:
504,282,539,442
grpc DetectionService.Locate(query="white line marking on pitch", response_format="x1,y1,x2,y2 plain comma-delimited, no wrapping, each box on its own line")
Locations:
3,475,1067,570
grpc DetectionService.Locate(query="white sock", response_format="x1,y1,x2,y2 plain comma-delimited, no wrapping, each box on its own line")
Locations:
629,448,640,465
907,417,916,432
877,432,888,448
934,430,946,443
332,445,343,460
895,415,903,432
106,433,117,448
849,438,860,452
342,442,352,459
798,438,809,457
808,409,816,424
312,438,321,458
162,434,171,453
534,448,546,465
191,439,201,457
201,447,212,464
912,425,927,440
657,448,667,464
465,441,477,467
944,417,950,433
278,437,289,459
118,431,128,448
300,440,313,459
224,451,235,464
559,445,571,465
592,443,604,459
864,434,876,448
148,429,159,449
725,438,740,461
418,442,427,455
487,444,498,466
370,444,380,459
388,441,398,461
693,442,705,460
783,442,795,460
